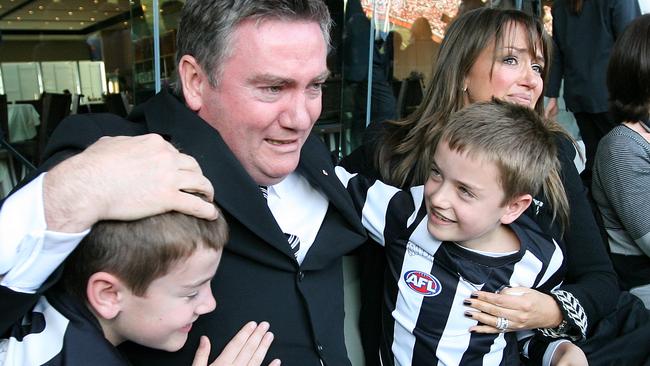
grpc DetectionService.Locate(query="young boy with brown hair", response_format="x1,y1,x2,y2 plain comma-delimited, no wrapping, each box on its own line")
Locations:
0,209,278,366
337,100,586,365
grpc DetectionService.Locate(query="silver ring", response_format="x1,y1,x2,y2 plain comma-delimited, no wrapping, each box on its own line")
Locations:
496,317,509,332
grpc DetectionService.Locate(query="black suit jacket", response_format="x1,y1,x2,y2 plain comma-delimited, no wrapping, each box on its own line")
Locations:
2,90,367,366
545,0,639,113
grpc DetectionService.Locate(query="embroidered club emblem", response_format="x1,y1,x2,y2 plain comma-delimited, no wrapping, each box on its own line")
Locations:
404,270,442,296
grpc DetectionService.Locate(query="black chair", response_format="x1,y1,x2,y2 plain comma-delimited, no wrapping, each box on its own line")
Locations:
12,92,71,171
395,72,424,118
0,95,36,194
0,94,16,194
104,93,129,117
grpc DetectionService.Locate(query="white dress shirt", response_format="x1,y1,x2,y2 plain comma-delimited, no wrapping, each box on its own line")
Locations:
265,172,329,265
0,174,88,293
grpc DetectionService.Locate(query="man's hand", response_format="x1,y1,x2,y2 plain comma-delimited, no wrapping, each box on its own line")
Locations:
192,322,280,366
44,134,218,232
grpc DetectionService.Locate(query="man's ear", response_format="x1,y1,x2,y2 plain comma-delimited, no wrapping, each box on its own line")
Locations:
86,272,127,320
178,54,207,112
500,194,533,225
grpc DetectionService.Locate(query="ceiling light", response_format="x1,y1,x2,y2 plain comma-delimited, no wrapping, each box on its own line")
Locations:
90,17,96,21
38,5,44,10
16,16,21,20
79,6,84,10
55,17,60,21
68,11,73,15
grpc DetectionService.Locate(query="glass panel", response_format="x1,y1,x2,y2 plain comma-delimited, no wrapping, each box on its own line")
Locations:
340,0,494,156
0,62,42,101
132,0,184,104
78,60,107,103
41,61,80,94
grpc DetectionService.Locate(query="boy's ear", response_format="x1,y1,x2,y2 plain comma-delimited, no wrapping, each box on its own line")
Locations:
500,194,533,225
86,272,127,320
178,54,207,112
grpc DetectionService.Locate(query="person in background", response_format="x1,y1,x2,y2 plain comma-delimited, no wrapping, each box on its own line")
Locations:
0,1,367,365
545,0,640,185
592,14,650,309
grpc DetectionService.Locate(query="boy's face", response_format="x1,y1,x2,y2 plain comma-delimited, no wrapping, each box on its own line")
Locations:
423,142,511,249
114,246,221,351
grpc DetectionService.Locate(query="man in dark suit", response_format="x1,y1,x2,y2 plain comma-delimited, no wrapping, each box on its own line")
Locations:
0,1,367,365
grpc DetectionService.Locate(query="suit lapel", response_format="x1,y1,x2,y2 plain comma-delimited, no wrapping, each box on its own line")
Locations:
298,135,365,234
139,91,293,259
136,91,366,264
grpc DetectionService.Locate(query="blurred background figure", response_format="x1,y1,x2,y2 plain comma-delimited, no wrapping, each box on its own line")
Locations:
592,13,650,309
545,0,640,187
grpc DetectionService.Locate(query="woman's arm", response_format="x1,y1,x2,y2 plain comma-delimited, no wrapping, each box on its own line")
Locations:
549,136,619,335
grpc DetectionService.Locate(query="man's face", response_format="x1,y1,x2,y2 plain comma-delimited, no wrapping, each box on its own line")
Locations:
198,19,329,185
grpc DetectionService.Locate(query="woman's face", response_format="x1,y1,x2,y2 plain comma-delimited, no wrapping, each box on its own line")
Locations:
463,22,544,109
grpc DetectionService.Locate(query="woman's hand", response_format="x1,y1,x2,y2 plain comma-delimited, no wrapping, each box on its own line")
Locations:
551,342,588,366
464,287,563,333
192,321,281,366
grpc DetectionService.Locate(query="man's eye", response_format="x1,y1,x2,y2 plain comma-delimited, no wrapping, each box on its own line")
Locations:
265,85,282,93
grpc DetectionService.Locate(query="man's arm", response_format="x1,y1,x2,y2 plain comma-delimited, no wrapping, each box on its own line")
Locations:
0,116,218,329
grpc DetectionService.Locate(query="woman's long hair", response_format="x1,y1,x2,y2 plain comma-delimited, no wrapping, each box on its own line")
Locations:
375,8,552,188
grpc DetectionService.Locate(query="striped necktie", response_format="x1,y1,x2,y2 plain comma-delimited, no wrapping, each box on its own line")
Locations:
259,185,301,259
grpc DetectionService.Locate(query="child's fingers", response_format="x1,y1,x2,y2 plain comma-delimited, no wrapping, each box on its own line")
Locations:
244,331,275,366
217,321,259,364
231,322,271,365
192,336,212,366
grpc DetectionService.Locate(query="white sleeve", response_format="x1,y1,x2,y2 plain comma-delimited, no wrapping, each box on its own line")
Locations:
0,173,89,293
542,339,571,366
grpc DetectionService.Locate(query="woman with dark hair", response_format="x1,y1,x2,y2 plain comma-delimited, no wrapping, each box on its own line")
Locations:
342,6,624,363
592,14,650,309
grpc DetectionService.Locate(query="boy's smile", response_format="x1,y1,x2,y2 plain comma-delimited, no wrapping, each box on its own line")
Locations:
423,141,515,251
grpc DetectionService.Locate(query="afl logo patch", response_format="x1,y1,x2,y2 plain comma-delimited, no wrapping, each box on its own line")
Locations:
404,270,442,297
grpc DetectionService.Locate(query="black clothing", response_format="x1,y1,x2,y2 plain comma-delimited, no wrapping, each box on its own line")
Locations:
2,90,367,366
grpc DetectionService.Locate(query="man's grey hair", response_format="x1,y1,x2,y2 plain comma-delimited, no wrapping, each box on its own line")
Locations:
174,0,332,95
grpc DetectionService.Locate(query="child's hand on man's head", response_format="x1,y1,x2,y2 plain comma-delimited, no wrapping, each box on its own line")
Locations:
191,321,280,366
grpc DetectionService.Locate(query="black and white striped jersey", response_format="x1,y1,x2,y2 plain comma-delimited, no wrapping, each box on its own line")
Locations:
0,288,128,366
336,167,566,365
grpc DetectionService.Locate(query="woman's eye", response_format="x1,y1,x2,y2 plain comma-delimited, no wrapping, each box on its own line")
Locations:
503,56,518,65
532,64,543,75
